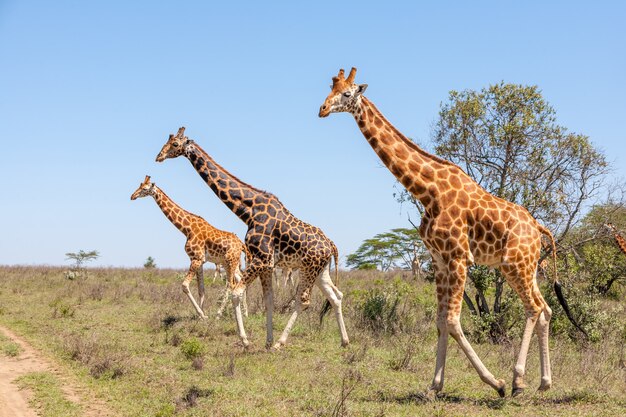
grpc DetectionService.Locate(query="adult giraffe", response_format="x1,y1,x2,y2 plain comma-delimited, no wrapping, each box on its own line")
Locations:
319,67,582,397
156,128,348,350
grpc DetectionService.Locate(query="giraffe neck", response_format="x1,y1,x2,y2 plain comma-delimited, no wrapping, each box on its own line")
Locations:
614,233,626,256
352,97,453,208
184,141,262,224
151,186,195,236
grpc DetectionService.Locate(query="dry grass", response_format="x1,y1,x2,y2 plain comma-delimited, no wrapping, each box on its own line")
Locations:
0,265,624,416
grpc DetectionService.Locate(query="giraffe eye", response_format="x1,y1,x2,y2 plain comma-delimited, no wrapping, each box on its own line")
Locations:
343,92,352,98
172,142,179,148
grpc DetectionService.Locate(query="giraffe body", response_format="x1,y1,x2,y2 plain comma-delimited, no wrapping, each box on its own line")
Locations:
131,175,248,318
319,68,575,397
156,129,348,349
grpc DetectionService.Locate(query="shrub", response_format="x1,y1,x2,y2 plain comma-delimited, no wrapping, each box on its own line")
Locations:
2,341,21,357
180,338,206,360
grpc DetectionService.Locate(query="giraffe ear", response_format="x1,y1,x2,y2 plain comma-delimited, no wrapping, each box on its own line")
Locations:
356,84,368,96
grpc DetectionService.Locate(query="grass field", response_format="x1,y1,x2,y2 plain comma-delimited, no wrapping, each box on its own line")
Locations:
0,265,624,416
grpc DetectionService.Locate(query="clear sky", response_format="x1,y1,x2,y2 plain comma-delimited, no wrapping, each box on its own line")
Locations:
1,1,624,268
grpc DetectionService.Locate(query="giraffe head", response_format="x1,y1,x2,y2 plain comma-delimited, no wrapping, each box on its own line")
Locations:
156,127,189,162
318,67,368,118
130,175,156,200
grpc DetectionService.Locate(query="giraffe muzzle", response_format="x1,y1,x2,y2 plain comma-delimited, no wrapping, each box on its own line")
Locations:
319,104,330,118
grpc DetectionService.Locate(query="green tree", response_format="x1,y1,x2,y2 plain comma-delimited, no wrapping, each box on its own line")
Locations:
562,203,626,296
346,228,429,273
144,256,157,269
65,249,100,279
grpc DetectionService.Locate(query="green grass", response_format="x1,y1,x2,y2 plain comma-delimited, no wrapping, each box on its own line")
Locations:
16,372,82,417
0,333,22,357
0,266,624,416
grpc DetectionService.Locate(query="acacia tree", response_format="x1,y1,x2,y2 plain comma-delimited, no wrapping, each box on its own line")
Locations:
346,228,429,273
398,83,610,341
65,249,100,279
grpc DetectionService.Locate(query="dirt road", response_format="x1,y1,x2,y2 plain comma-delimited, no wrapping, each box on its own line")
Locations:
0,325,113,417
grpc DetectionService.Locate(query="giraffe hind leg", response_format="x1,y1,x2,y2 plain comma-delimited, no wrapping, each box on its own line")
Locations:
183,259,207,319
501,263,550,396
315,263,349,347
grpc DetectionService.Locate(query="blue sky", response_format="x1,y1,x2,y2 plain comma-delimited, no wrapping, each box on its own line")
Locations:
1,1,624,268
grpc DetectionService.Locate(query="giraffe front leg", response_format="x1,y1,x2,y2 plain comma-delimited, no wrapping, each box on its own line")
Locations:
273,278,311,350
429,310,449,395
183,259,207,319
445,259,505,397
260,270,275,349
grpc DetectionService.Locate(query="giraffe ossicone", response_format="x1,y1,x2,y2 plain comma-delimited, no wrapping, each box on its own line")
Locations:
156,128,349,350
320,67,586,397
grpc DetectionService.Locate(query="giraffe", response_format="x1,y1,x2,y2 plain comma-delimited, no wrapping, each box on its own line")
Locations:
605,223,626,256
131,175,248,319
155,128,349,349
319,67,584,397
274,265,296,287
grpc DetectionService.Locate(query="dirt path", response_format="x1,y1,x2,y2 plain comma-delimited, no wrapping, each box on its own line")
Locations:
0,325,114,417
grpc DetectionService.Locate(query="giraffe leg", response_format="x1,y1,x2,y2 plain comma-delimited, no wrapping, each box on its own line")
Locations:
215,282,230,319
273,279,307,350
235,269,249,318
430,309,449,394
217,258,244,318
536,304,553,391
526,286,552,392
196,265,206,310
260,270,275,349
182,259,207,319
433,258,505,396
315,263,349,347
501,265,547,396
230,263,263,349
429,262,449,394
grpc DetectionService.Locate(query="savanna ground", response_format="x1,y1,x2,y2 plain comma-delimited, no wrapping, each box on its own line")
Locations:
0,265,624,416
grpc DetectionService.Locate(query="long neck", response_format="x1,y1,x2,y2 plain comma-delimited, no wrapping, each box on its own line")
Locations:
152,186,194,236
353,97,453,207
615,233,626,256
184,141,262,224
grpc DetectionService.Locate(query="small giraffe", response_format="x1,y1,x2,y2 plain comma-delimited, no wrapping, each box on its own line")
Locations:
605,223,626,256
274,266,296,287
319,68,583,397
131,175,249,319
156,128,349,349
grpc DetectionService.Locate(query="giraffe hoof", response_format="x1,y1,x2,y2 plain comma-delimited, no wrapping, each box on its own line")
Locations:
425,388,439,401
538,378,552,392
496,379,506,398
271,342,284,351
511,387,524,397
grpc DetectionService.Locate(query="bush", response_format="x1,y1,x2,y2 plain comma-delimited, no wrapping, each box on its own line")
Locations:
180,338,206,360
2,341,21,357
354,287,400,333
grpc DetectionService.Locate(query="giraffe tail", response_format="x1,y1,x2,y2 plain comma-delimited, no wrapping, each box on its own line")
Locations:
538,223,588,339
319,242,340,324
